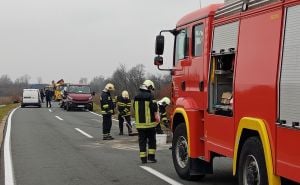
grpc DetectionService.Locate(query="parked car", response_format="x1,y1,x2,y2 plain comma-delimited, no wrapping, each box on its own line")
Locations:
21,89,41,108
62,84,94,111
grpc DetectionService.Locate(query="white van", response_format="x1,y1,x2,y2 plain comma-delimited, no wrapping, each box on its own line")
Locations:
21,89,41,108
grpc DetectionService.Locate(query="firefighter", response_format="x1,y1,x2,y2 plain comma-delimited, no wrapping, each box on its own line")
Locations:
100,83,115,140
117,90,133,136
134,80,159,163
156,97,171,134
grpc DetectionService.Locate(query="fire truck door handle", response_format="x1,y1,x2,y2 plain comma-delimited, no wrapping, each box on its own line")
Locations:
199,81,204,92
181,81,186,91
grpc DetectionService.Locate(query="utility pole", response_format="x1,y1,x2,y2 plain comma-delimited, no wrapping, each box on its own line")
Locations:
199,0,202,8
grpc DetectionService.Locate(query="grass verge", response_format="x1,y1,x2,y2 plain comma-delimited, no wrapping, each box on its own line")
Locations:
0,104,19,122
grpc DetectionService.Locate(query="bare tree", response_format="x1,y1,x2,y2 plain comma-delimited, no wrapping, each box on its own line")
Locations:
89,75,106,92
0,75,13,86
111,64,129,95
15,74,30,85
79,77,88,84
37,77,43,84
127,64,145,97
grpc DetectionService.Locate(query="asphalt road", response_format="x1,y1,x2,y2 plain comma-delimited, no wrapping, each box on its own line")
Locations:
1,102,236,185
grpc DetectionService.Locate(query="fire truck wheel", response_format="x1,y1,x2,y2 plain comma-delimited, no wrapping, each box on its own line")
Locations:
238,137,268,185
172,123,204,180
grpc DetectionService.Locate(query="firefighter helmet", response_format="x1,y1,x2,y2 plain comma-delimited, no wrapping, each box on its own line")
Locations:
143,80,155,91
159,97,171,105
122,90,129,99
104,83,115,91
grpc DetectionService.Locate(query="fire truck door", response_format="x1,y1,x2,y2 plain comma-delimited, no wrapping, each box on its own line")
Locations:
189,23,205,109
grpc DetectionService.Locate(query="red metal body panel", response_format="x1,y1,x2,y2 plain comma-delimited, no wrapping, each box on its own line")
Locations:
205,115,235,157
235,8,283,169
276,127,300,182
177,4,223,27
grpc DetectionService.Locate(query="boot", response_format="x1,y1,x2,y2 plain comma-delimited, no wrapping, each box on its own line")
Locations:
126,123,133,135
141,157,147,164
148,154,157,163
107,134,114,140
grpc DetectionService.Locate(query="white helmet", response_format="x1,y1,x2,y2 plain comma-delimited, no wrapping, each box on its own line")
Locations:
104,83,115,92
158,97,171,105
143,80,155,91
122,90,129,99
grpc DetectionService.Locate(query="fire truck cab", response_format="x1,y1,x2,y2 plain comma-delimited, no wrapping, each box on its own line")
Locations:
154,0,300,184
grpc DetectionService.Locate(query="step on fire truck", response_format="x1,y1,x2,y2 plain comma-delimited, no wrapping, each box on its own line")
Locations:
154,0,300,184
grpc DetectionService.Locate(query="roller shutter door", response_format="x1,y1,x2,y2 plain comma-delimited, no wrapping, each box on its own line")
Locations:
280,5,300,126
212,21,239,53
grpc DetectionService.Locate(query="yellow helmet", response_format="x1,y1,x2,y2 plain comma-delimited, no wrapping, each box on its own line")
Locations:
159,97,171,105
105,83,115,91
143,80,155,90
122,90,129,99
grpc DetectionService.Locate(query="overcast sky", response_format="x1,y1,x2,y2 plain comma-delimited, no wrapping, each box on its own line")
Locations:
0,0,223,84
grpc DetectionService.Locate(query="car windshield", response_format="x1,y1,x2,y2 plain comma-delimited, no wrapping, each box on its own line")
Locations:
68,85,91,94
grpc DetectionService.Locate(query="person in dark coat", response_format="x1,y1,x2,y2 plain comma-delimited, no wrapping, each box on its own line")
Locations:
45,88,52,108
134,80,159,164
40,89,45,103
100,83,115,140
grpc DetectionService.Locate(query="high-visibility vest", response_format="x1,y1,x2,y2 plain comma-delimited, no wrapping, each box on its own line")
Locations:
134,90,157,129
117,96,131,116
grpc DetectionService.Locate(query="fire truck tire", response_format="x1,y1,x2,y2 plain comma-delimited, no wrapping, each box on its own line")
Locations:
238,136,268,185
172,123,205,180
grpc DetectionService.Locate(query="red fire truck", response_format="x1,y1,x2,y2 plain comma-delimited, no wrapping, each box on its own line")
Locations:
154,0,300,184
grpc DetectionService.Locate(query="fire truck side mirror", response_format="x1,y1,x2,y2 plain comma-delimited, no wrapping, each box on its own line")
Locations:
154,56,163,66
155,35,165,55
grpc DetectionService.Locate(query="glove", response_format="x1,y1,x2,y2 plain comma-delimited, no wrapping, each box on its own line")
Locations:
155,112,160,123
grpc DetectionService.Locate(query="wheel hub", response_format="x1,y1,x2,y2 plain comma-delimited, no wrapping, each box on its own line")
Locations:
176,136,188,168
243,155,260,185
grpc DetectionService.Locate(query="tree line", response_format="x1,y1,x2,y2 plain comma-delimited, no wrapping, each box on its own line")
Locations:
88,64,171,99
0,64,171,101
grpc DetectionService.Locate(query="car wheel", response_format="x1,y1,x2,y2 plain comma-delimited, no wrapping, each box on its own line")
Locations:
172,123,205,180
238,137,268,185
66,103,71,111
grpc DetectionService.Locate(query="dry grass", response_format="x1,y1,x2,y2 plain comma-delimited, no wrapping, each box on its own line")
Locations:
0,103,19,122
0,97,13,105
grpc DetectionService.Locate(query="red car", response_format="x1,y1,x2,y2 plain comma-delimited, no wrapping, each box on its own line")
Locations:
62,84,94,111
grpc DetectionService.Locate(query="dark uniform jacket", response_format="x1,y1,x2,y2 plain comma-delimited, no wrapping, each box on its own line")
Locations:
100,91,114,115
134,89,157,129
117,96,131,116
159,104,168,123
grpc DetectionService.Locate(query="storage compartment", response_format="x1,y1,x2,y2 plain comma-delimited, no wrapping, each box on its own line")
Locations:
209,51,235,117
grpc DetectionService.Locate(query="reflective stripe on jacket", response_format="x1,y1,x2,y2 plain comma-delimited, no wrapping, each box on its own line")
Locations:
134,89,157,129
117,96,131,116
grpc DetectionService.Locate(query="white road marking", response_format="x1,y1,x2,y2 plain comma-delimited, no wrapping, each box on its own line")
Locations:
4,108,18,185
140,166,183,185
75,128,94,138
89,111,101,117
49,109,52,112
55,116,63,121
